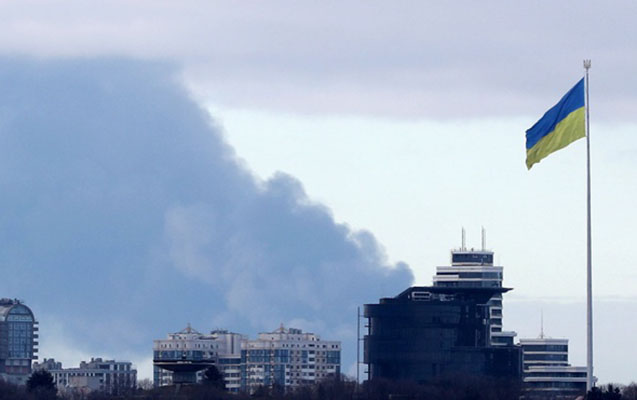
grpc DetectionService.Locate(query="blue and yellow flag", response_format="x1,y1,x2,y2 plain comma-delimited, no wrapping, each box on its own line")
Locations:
526,79,586,169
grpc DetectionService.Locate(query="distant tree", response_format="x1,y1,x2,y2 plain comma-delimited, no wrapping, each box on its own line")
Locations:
202,366,225,390
137,378,154,390
623,383,637,400
0,379,29,400
26,369,57,399
587,384,622,400
361,374,522,400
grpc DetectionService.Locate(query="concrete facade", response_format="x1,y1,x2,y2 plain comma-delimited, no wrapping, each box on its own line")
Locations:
33,357,137,395
153,325,245,391
242,326,341,393
153,325,341,393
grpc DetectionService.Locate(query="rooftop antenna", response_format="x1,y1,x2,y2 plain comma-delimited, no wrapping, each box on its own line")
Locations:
540,310,545,339
481,226,486,250
461,227,466,250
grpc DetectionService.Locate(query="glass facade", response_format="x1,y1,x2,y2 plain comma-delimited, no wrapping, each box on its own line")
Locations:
364,286,522,383
0,300,37,380
522,345,568,352
452,253,493,264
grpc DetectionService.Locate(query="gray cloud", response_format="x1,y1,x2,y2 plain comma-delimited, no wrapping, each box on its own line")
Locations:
1,1,636,119
0,57,412,368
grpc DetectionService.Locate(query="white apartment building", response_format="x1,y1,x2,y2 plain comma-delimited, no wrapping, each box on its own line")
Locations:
153,325,244,391
242,325,341,393
153,324,341,393
33,358,136,395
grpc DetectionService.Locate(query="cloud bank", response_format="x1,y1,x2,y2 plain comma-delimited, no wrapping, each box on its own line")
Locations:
1,1,637,119
0,57,412,371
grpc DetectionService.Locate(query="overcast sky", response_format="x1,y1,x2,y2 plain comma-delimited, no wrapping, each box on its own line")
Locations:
0,0,635,384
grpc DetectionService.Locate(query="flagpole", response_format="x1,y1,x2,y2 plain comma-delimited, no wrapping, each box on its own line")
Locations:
583,59,593,391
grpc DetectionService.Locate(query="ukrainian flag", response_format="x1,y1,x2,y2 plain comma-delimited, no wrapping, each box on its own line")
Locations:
526,78,586,169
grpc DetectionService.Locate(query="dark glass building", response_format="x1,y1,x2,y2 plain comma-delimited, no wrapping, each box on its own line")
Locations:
364,286,522,383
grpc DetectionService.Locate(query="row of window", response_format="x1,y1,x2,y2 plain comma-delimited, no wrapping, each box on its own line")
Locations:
437,272,502,279
524,354,568,361
522,345,568,352
525,371,587,378
157,342,220,349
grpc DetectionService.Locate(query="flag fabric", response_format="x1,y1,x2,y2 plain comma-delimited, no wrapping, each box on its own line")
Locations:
526,78,586,169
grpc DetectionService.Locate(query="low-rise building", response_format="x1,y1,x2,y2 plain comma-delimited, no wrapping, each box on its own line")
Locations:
519,337,587,400
33,357,136,395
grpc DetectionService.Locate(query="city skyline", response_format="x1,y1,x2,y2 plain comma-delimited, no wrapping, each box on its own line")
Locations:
0,0,636,385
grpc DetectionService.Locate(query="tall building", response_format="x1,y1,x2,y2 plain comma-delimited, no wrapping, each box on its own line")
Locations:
364,285,522,383
153,325,245,391
241,325,341,393
519,337,587,400
432,230,516,346
33,358,137,395
0,298,38,385
210,329,244,392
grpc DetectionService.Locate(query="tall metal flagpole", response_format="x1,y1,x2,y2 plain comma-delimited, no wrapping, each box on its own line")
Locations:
357,306,360,386
583,59,594,391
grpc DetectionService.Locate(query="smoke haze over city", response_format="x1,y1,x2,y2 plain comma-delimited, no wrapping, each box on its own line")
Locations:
0,58,412,377
0,0,636,386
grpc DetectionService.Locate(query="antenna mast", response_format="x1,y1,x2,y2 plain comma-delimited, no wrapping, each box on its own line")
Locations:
481,226,486,250
461,227,466,250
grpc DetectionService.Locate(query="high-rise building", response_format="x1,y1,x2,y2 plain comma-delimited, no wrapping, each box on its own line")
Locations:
519,337,587,400
241,325,341,393
33,358,137,395
0,298,38,385
153,325,245,391
364,285,522,383
432,231,516,346
210,329,244,392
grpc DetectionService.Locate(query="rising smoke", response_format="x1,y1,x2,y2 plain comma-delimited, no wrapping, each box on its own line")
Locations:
0,57,412,373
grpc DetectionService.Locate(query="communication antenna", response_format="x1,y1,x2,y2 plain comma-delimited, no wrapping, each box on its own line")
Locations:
461,227,466,250
481,226,486,250
540,309,545,339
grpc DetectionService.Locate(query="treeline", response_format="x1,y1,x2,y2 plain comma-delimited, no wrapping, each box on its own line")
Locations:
4,371,637,400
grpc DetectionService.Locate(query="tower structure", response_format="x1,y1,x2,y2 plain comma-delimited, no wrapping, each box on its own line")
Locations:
432,229,516,346
0,298,38,385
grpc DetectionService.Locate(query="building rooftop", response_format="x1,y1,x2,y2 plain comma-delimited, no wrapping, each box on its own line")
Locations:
381,285,511,305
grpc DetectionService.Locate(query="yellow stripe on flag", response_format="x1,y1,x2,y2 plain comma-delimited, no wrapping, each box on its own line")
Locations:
526,107,585,169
